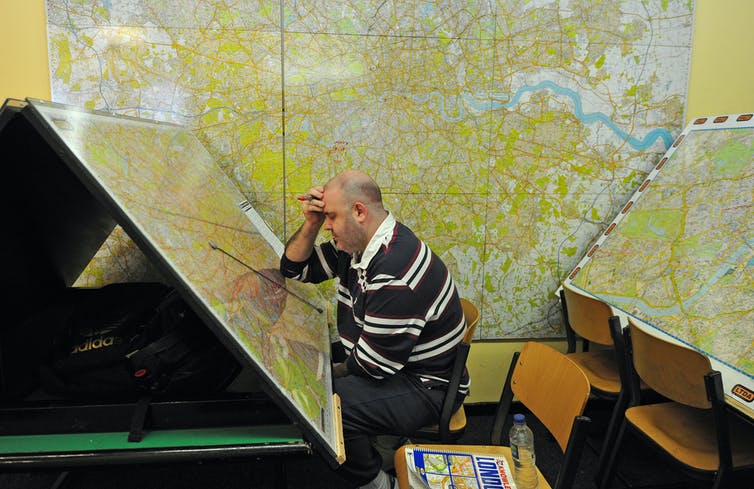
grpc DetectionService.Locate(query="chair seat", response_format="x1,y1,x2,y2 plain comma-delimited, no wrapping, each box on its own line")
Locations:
626,402,754,471
567,350,621,395
413,406,467,438
449,405,466,431
395,444,551,489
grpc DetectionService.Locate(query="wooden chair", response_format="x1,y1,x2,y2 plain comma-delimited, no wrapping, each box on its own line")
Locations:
410,298,480,442
560,286,621,397
598,318,754,489
560,286,635,483
395,341,592,489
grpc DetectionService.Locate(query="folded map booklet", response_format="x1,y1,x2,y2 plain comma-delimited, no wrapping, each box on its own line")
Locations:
404,447,517,489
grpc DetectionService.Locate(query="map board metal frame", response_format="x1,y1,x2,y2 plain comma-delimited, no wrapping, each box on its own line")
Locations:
16,98,344,465
565,112,754,418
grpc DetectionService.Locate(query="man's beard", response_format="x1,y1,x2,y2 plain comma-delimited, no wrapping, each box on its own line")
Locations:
335,216,368,254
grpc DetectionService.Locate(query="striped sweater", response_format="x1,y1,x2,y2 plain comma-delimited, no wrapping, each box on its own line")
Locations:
280,213,469,393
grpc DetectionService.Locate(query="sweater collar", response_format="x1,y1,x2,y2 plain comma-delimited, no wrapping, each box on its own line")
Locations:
351,212,395,270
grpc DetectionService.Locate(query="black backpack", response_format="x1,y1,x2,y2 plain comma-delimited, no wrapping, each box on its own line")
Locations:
36,283,240,400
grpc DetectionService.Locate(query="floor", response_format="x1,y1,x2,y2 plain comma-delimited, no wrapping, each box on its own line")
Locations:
1,401,750,489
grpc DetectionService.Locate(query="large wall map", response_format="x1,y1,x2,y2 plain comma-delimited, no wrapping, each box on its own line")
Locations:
45,1,695,339
567,113,754,415
24,99,340,460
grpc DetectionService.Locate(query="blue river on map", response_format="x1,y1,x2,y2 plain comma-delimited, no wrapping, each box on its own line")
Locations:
404,80,674,150
171,78,675,153
595,236,754,316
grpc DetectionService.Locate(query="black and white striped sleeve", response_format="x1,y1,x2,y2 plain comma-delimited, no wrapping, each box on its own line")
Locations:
280,240,340,283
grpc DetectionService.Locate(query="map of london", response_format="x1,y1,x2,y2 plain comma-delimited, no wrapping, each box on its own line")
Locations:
45,0,695,339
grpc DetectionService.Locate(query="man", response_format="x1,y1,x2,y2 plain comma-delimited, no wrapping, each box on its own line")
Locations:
280,170,469,489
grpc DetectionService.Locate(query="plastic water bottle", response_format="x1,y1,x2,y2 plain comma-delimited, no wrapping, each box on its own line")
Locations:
509,413,538,489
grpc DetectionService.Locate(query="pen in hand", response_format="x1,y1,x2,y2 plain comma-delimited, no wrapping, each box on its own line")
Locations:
297,194,313,201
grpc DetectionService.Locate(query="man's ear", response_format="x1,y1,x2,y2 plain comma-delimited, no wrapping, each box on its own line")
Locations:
352,201,368,222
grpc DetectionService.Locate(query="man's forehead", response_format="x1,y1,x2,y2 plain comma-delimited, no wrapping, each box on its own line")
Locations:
322,185,344,211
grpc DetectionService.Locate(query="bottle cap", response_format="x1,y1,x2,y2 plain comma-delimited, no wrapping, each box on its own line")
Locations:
513,413,526,424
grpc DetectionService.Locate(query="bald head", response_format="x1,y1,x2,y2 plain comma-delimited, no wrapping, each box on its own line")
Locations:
325,169,384,211
321,170,388,254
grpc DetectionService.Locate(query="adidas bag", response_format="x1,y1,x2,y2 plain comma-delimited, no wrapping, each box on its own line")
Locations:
38,283,239,399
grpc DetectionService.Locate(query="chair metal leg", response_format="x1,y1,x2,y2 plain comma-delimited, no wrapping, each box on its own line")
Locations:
711,470,728,489
274,458,287,489
597,416,628,489
595,388,628,484
50,471,70,489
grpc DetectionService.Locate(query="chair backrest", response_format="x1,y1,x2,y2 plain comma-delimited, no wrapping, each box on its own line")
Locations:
561,286,614,346
627,319,713,409
490,341,592,489
460,298,480,343
509,342,591,452
432,298,479,441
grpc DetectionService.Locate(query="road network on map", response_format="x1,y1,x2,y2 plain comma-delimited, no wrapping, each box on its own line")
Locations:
46,0,695,339
570,125,754,379
35,101,336,449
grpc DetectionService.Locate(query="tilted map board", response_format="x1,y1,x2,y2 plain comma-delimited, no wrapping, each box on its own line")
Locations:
565,112,754,417
19,99,344,464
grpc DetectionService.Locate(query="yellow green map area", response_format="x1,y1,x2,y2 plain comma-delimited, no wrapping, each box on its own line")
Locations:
422,453,478,489
570,123,754,390
46,1,695,338
29,101,336,456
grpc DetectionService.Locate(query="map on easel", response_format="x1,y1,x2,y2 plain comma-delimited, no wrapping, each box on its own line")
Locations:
565,112,754,417
19,98,345,464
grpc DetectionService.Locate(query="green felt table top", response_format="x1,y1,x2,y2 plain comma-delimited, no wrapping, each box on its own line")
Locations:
0,424,304,454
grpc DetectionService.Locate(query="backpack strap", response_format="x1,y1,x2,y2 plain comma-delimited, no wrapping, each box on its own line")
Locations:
127,395,152,442
127,331,193,392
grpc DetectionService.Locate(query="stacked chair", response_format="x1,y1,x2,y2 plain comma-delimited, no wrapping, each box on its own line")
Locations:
598,317,754,488
559,286,632,483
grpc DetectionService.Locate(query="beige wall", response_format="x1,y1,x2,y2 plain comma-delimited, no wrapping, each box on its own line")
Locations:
0,2,50,100
686,1,754,119
2,1,753,403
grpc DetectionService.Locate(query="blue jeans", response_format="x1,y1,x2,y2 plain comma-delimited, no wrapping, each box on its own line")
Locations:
333,372,450,485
